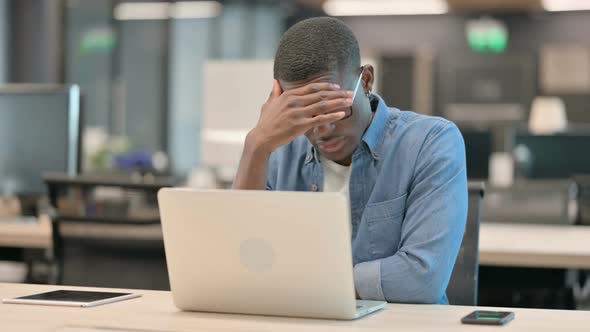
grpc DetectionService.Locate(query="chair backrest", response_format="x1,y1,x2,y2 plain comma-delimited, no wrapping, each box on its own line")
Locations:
447,181,485,306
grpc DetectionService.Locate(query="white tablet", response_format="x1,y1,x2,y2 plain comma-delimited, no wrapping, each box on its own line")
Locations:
2,290,141,307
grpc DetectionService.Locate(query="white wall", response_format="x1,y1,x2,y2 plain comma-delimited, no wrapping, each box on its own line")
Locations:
201,60,273,168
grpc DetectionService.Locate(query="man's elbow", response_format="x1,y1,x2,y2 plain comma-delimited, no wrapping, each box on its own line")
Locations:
383,264,448,304
417,278,447,304
408,273,446,304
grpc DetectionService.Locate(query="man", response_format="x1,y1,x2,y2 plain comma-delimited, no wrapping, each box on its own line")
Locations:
234,17,467,304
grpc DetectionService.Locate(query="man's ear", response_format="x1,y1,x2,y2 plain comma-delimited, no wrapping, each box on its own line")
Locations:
362,65,375,94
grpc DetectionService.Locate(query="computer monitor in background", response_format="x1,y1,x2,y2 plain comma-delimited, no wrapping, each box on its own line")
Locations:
515,132,590,179
0,85,81,196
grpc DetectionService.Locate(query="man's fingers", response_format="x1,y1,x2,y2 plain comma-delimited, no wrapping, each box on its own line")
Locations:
305,111,347,127
287,82,340,96
289,89,353,108
300,98,353,117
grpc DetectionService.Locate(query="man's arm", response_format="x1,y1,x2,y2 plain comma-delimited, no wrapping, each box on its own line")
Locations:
354,122,468,303
233,131,273,190
233,80,352,190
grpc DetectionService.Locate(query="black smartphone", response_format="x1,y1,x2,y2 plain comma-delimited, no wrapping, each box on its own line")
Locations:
461,310,515,325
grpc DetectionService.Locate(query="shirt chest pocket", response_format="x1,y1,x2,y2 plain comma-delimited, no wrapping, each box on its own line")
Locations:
363,194,407,258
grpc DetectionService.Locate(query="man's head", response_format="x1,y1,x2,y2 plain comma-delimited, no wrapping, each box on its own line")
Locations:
273,17,375,166
274,17,360,83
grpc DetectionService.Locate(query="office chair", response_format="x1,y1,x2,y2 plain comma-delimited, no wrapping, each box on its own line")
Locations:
447,181,485,306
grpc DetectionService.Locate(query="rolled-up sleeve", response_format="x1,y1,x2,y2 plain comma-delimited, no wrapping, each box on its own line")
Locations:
354,122,468,304
354,259,385,300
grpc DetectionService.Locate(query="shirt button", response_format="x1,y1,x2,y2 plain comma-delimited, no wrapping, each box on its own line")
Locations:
305,154,312,162
311,184,319,192
373,152,380,159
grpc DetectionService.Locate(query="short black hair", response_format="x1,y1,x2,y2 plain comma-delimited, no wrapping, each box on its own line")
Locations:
273,17,360,82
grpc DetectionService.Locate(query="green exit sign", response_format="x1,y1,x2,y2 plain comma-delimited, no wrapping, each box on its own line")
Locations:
466,17,508,53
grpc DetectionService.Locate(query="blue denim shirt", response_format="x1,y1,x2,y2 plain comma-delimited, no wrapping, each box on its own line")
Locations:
266,94,467,304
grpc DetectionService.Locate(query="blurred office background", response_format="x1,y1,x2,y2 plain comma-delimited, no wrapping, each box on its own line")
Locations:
2,0,589,180
1,0,590,311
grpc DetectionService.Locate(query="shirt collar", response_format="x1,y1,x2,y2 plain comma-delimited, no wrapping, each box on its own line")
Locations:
305,93,391,164
361,94,391,160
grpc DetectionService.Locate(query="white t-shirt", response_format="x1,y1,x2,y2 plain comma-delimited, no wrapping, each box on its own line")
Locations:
320,155,352,197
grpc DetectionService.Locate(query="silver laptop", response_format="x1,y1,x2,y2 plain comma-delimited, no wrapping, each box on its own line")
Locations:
158,188,386,320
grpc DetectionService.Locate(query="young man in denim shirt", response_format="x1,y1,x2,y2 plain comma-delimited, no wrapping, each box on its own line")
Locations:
234,17,467,304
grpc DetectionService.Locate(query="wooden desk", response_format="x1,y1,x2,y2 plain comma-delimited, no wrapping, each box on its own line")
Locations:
2,283,590,331
479,222,590,269
0,215,52,249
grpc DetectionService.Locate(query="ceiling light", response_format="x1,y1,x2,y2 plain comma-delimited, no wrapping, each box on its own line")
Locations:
114,2,169,20
114,1,223,21
542,0,590,12
323,0,448,16
170,1,223,19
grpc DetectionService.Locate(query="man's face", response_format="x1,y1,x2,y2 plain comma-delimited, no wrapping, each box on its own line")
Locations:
279,68,372,166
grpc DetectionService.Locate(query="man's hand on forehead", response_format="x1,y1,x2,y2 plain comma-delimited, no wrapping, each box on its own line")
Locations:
282,82,353,115
248,80,353,154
